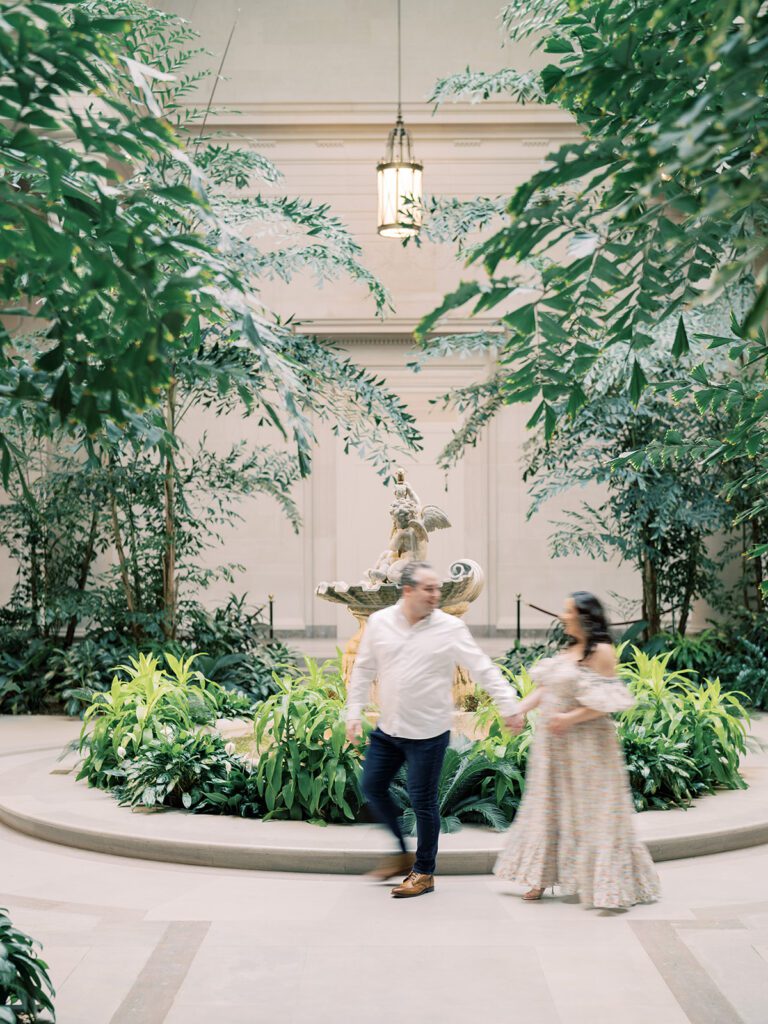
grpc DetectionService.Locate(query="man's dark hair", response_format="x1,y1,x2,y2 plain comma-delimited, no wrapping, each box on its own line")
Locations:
399,561,433,589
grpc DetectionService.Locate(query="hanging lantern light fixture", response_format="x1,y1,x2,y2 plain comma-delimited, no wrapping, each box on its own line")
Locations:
377,0,423,238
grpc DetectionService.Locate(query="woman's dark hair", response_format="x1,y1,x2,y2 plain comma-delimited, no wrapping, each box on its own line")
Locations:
568,591,613,661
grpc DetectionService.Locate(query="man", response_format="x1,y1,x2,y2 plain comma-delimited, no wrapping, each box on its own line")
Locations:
345,561,523,898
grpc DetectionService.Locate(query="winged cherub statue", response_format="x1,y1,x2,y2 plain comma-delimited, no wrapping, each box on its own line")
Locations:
365,469,451,585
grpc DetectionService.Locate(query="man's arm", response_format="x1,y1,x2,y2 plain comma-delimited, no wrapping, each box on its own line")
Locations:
345,616,379,740
453,622,519,719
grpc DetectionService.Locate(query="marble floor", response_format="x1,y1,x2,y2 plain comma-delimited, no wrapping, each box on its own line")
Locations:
1,800,767,1022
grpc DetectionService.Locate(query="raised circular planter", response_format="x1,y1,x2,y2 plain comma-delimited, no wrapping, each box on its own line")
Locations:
1,729,767,874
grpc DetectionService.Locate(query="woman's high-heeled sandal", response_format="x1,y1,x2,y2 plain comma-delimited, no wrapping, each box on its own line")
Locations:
522,886,545,901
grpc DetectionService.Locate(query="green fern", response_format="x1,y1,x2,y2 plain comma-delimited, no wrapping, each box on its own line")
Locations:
391,741,522,835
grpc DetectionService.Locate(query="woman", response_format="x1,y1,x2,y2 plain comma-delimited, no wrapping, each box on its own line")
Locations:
495,592,660,910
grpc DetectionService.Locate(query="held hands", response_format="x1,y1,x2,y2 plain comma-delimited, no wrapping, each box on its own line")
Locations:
346,719,363,743
503,712,526,735
348,716,526,740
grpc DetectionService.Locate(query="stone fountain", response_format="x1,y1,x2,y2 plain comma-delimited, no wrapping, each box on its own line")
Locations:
316,468,485,703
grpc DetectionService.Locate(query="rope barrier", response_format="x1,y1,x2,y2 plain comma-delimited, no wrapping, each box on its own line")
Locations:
518,598,679,637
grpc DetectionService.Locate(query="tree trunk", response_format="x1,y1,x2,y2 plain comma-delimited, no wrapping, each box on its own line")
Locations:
751,519,766,612
749,254,768,614
641,549,661,638
63,507,99,647
28,521,41,636
742,522,751,611
161,380,178,642
677,549,697,637
124,501,143,616
41,517,52,639
108,477,140,642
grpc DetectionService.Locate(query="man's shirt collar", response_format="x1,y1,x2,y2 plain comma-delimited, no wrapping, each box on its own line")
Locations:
395,599,434,630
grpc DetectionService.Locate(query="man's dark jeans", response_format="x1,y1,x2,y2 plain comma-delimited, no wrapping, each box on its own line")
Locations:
361,727,450,875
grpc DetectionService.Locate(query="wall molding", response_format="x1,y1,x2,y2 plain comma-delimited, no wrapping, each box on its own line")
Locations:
183,99,577,133
306,317,503,337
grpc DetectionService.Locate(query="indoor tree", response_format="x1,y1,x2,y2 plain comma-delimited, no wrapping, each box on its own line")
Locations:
0,2,422,709
1,1,420,488
411,0,768,582
524,341,732,637
78,0,422,641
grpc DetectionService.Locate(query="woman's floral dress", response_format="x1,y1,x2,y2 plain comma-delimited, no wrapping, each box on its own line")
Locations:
494,655,660,909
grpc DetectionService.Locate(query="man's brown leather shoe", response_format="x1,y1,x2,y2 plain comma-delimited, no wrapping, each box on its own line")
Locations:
391,871,435,898
365,852,415,882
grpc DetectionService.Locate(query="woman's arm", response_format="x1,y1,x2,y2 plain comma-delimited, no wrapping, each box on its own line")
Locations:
548,705,605,736
515,687,543,716
549,706,604,733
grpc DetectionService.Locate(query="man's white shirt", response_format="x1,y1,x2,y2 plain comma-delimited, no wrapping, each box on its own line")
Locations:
345,601,519,739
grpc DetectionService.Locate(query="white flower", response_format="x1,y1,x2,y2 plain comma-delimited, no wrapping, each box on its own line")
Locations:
225,761,232,774
225,742,235,755
117,746,127,759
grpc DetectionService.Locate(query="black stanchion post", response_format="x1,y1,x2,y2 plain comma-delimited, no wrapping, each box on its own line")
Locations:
268,594,274,641
516,593,521,645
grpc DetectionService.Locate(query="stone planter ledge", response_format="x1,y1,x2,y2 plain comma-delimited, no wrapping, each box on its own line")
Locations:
0,714,766,874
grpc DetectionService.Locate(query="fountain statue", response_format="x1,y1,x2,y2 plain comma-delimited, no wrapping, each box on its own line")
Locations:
365,469,450,584
316,468,485,702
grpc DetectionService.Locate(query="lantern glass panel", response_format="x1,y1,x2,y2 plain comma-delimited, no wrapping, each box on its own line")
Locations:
377,162,423,238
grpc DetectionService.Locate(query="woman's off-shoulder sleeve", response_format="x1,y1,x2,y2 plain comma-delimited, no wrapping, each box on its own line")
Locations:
527,657,554,685
575,670,635,713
